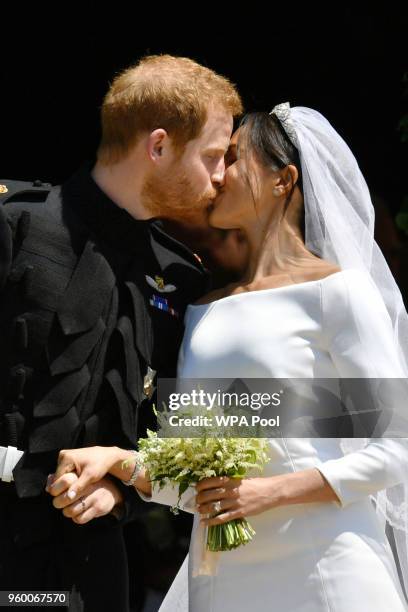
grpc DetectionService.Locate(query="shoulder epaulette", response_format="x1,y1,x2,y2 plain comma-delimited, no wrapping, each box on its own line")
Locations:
0,179,53,205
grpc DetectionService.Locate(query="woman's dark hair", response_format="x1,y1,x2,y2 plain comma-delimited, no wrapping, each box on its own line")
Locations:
237,111,304,237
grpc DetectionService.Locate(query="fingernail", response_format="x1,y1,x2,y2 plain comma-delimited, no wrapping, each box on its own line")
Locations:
67,490,76,500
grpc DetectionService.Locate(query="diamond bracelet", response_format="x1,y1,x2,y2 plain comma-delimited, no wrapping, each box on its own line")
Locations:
121,450,145,487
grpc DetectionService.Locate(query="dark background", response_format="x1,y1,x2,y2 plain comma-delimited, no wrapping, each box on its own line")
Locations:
1,6,407,610
1,6,406,211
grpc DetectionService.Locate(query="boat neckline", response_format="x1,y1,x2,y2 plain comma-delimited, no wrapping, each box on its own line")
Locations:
188,269,355,310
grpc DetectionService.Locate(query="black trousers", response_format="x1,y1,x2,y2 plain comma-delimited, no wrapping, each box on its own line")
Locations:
0,483,129,612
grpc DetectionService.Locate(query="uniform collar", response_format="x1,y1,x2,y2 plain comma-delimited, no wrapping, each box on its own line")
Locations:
62,162,207,274
62,161,163,252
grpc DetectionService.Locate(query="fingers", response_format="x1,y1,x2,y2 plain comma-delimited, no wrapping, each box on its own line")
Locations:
62,467,102,502
52,481,83,510
62,496,89,518
46,472,78,498
197,497,236,516
72,507,98,525
54,450,79,481
195,477,242,517
62,484,117,524
195,476,240,493
47,468,97,503
196,484,239,506
201,508,243,527
63,494,99,524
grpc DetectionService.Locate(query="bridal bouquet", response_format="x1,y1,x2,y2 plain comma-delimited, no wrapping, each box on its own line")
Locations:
133,404,270,552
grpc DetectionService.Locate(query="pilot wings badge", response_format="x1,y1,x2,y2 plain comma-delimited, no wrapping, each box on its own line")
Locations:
145,275,176,293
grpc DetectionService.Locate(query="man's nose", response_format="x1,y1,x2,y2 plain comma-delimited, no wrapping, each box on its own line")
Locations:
212,159,226,188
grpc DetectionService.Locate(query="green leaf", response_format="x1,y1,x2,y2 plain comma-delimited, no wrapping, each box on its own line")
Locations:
179,480,189,496
245,449,256,462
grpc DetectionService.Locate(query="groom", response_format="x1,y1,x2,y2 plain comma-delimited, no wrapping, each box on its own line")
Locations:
0,54,242,611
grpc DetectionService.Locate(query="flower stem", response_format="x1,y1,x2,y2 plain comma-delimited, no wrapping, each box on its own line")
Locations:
207,518,256,552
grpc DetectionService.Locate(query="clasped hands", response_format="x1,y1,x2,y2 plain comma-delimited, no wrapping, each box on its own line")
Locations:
45,445,340,526
45,447,126,525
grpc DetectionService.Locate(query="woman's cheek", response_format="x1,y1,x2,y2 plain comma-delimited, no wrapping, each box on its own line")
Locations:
209,200,232,227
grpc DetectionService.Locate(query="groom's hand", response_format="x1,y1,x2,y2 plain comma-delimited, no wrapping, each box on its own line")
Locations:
46,473,124,524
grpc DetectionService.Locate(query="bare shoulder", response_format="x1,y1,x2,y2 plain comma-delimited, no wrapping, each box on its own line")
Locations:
306,262,343,282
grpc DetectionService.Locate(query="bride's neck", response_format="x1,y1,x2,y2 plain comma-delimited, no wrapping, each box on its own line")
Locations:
239,214,318,285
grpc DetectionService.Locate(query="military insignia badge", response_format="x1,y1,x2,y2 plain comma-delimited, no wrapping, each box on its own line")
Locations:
145,274,176,293
149,294,179,317
143,366,156,399
0,185,9,194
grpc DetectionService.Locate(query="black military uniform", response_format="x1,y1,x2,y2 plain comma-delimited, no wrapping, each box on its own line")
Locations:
0,163,209,611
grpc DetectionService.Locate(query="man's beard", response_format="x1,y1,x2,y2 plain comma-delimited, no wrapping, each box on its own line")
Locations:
141,166,218,224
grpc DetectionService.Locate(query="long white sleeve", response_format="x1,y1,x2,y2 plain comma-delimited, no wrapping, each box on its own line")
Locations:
136,481,197,514
316,270,408,508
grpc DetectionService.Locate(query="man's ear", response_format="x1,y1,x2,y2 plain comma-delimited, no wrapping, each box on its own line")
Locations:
146,129,168,163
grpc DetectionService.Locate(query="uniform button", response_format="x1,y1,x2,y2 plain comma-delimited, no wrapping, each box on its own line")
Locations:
9,366,27,399
22,265,34,293
15,317,28,350
9,265,33,285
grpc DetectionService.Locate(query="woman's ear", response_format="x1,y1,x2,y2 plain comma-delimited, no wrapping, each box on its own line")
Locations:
272,165,299,196
287,164,299,189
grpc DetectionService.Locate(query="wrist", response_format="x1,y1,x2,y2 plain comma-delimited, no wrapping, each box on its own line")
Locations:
109,447,135,481
134,467,152,497
266,475,289,509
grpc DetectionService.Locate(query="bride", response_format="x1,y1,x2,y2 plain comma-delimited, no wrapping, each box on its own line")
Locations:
48,104,408,611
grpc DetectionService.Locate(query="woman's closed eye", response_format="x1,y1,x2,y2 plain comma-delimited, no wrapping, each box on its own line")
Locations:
225,145,238,168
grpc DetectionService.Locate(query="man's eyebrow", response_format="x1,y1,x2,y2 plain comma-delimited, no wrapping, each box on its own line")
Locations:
205,146,229,153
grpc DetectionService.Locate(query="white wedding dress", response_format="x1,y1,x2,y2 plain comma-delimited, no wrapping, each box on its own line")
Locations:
138,269,408,611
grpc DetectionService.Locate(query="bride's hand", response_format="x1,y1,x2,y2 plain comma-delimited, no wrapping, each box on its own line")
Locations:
46,446,123,501
47,446,152,500
195,476,280,526
196,469,341,526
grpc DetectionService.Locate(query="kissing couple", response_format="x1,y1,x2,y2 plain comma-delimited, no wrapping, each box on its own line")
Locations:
1,54,408,611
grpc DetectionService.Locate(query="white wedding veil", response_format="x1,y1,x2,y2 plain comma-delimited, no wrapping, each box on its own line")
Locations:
275,103,408,600
158,104,408,610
